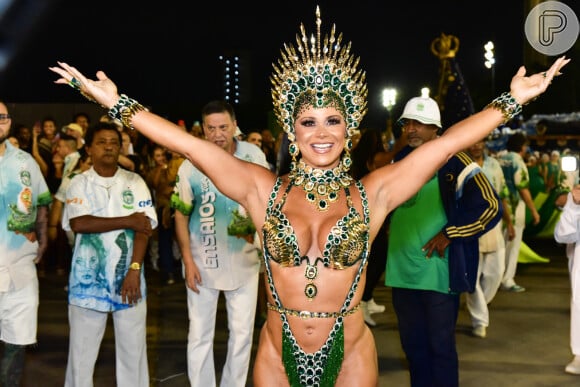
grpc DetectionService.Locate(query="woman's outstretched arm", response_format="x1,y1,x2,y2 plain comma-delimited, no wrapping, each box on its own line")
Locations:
365,56,571,224
49,62,275,213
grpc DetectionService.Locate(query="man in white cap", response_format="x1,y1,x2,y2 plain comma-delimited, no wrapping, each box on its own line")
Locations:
385,96,502,387
62,122,85,149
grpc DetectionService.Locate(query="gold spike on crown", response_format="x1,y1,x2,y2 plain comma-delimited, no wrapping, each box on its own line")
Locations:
270,6,368,143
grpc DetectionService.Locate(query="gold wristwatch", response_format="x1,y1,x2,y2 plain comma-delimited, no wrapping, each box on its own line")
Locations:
129,262,141,271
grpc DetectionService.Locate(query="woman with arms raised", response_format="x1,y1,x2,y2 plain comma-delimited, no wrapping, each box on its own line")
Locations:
50,7,568,387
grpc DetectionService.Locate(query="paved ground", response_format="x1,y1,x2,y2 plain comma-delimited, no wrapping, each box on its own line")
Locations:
14,237,580,386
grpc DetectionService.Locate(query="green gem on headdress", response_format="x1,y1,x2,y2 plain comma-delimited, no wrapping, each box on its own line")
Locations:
270,6,367,140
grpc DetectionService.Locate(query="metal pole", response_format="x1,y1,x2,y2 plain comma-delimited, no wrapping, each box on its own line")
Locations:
491,64,495,98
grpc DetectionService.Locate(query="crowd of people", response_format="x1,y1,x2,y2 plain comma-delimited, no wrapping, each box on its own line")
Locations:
0,99,291,386
0,5,572,387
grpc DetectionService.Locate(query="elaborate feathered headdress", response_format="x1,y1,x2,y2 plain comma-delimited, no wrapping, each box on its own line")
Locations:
270,6,368,143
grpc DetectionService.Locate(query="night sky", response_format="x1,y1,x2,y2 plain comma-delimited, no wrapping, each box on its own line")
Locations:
0,0,578,130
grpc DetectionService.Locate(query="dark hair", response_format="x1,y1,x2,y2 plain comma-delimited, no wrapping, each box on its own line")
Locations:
38,116,58,142
84,122,122,146
41,116,57,126
59,132,78,147
77,146,90,162
11,123,31,139
506,131,527,152
201,100,236,121
73,112,90,123
149,143,168,158
276,132,291,176
350,129,386,180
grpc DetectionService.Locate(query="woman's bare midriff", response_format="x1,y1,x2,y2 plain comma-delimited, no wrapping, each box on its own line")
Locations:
252,264,378,386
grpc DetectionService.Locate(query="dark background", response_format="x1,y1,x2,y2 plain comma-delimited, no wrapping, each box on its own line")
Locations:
0,0,578,131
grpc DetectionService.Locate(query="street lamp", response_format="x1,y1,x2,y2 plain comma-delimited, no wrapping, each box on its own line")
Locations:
382,88,397,150
484,41,495,97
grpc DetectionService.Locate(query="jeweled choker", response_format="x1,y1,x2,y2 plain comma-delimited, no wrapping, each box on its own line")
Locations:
289,160,353,212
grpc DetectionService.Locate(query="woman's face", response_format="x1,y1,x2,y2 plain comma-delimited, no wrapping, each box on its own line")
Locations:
294,106,346,169
42,120,57,137
73,245,99,286
153,147,167,166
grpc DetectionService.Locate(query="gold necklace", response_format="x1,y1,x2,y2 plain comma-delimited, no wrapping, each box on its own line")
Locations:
289,160,353,211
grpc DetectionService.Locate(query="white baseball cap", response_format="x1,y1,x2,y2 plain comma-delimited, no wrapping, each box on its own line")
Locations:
62,123,84,136
398,97,442,128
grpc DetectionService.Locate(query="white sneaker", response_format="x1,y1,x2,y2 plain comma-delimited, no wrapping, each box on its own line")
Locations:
565,356,580,375
361,301,376,326
366,298,386,314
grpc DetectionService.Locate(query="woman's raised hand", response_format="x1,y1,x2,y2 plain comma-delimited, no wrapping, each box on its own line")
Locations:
509,56,570,106
49,62,120,109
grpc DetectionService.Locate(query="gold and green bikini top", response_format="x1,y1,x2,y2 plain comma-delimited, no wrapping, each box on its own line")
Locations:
262,177,370,387
263,177,369,269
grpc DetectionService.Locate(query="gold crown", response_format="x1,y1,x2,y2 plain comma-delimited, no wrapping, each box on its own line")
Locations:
270,6,368,142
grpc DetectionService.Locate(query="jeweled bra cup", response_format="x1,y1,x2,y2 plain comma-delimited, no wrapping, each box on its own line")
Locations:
262,177,370,386
263,180,368,269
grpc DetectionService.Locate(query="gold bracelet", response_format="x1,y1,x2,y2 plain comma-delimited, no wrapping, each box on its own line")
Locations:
486,92,522,123
108,94,147,130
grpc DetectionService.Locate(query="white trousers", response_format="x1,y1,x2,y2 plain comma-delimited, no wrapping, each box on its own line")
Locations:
466,224,506,328
502,200,526,288
186,274,259,387
0,278,38,345
64,302,149,387
569,245,580,356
